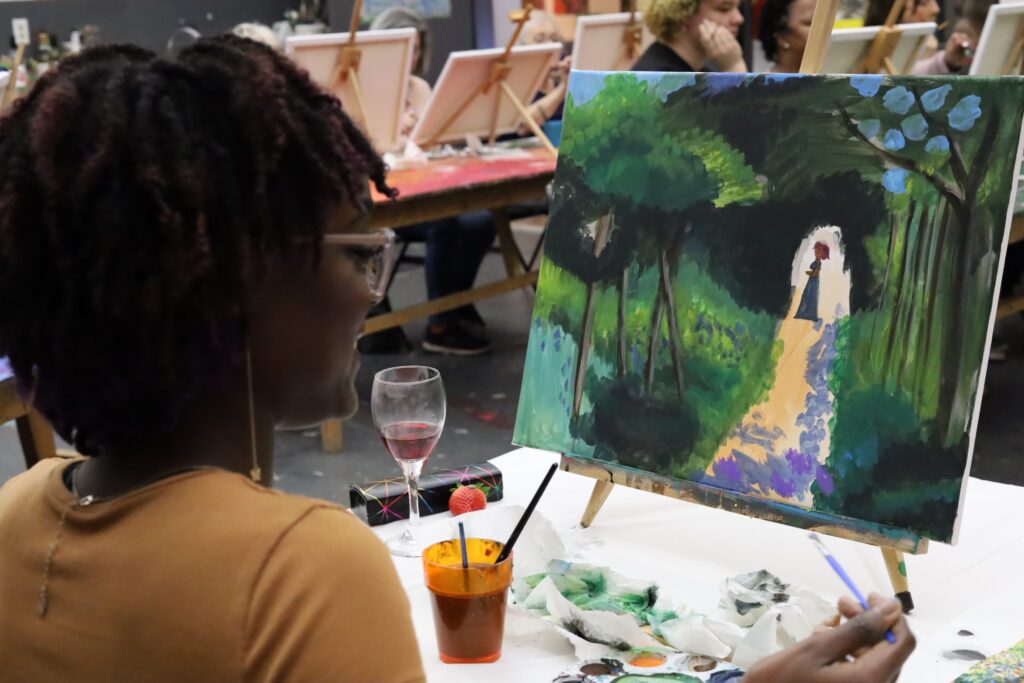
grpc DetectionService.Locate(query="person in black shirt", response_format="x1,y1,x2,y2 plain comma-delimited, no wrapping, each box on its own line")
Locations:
633,0,747,72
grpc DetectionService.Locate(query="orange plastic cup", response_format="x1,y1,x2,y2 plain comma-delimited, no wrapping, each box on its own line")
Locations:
422,538,513,664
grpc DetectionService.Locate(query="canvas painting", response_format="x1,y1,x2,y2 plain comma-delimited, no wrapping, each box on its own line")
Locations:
513,71,1024,543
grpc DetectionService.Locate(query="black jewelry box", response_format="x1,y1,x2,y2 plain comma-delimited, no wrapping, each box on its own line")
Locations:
349,462,503,526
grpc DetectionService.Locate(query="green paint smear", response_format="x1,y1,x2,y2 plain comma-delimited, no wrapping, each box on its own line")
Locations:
955,639,1024,683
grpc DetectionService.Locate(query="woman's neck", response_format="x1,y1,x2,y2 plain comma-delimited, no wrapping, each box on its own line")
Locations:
667,32,706,70
772,51,802,74
72,380,276,499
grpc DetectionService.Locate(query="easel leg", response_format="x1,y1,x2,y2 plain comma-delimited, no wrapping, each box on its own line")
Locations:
581,479,614,528
881,547,914,613
488,86,502,146
16,408,57,469
349,71,370,132
321,419,344,454
499,80,558,156
493,208,525,277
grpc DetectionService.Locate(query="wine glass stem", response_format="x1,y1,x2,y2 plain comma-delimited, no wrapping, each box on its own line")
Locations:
406,472,420,528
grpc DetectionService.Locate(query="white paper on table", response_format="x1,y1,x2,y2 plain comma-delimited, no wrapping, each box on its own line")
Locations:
528,577,662,654
731,603,817,669
450,505,566,579
652,613,737,659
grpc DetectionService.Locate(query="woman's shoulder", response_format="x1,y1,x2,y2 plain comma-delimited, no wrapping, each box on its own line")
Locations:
179,471,375,546
408,75,432,107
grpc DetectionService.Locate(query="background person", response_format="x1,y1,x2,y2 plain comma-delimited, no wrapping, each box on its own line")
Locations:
634,0,748,72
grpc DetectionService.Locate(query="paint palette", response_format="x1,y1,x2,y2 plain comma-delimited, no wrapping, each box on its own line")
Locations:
552,650,743,683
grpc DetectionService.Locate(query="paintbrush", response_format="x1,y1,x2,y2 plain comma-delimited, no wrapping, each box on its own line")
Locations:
494,463,557,564
808,532,897,645
458,521,469,569
458,521,470,591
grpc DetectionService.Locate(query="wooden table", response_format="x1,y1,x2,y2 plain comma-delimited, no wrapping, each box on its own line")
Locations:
0,377,57,468
320,148,557,451
380,449,1024,683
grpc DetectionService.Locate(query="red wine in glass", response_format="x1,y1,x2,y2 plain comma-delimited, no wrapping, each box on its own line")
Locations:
379,421,442,463
371,366,446,558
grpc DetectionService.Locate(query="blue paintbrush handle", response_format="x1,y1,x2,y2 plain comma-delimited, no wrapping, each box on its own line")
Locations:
824,553,897,645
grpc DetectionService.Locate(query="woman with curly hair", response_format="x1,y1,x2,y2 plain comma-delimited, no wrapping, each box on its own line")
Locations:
0,36,424,682
633,0,747,72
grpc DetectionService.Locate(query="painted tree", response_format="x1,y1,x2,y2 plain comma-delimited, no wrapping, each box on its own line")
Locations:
834,76,1021,442
557,73,761,417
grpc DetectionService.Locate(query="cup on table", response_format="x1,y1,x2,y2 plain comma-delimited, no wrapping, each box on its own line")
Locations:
422,538,512,664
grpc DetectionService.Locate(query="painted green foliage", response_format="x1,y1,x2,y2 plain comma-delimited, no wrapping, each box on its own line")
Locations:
514,72,1024,542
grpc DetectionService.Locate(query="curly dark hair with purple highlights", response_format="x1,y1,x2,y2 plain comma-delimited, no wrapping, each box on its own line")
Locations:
0,35,392,456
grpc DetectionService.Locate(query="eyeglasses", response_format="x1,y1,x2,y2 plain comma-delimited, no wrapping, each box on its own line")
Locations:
323,228,397,304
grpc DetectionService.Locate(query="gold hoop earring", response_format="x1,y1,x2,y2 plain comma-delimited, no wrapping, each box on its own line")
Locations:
245,346,261,484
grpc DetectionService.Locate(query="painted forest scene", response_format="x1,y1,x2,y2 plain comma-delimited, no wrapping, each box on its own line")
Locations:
513,72,1024,543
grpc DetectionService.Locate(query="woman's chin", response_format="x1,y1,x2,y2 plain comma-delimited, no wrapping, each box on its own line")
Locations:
277,383,360,429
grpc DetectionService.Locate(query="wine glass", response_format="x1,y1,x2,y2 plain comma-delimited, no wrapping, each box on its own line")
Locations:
372,366,446,557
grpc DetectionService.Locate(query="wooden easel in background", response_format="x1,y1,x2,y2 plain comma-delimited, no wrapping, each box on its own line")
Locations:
1,45,26,112
423,4,558,156
2,18,30,112
330,0,371,128
856,0,907,74
565,0,924,614
1001,19,1024,75
619,0,643,67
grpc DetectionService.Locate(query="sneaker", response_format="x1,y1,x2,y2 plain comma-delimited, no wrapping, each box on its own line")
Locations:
454,305,487,337
422,322,491,356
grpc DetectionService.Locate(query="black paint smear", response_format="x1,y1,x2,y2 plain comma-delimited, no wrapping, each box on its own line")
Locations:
945,649,987,661
958,629,975,637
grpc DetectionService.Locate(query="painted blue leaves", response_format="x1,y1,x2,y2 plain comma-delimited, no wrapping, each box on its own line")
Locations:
921,84,953,113
883,129,906,150
851,74,883,97
882,168,909,193
901,114,928,141
883,86,915,115
926,135,950,153
858,119,881,138
948,95,982,131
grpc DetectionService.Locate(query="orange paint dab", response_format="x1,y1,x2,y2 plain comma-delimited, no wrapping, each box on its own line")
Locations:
628,653,666,668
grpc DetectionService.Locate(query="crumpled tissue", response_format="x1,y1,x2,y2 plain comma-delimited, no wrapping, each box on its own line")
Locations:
720,569,838,668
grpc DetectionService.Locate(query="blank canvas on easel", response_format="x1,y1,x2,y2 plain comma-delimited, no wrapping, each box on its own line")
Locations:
821,22,936,73
969,1,1024,76
572,13,655,72
286,29,416,153
514,71,1024,544
410,44,560,146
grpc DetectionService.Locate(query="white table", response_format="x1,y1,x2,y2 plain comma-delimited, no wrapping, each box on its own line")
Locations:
374,448,1024,682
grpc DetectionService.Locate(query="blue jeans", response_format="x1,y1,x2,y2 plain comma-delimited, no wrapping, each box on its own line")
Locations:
399,212,496,326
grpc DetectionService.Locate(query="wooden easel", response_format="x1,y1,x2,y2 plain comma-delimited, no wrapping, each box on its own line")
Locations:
1001,18,1024,75
329,0,371,128
617,1,643,68
856,0,907,75
1,44,26,112
423,5,558,156
565,0,925,614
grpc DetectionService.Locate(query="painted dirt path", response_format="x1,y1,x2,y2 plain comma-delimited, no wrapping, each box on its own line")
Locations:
703,228,850,508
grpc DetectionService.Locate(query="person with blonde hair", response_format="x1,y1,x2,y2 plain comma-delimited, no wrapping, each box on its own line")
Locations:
633,0,747,72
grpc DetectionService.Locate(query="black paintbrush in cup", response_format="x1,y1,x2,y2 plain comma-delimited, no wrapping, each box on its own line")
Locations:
494,463,558,564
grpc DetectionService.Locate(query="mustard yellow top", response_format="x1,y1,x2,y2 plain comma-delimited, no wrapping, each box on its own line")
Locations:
0,458,425,683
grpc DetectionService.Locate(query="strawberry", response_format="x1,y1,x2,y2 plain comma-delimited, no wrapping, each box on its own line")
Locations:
449,485,487,516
